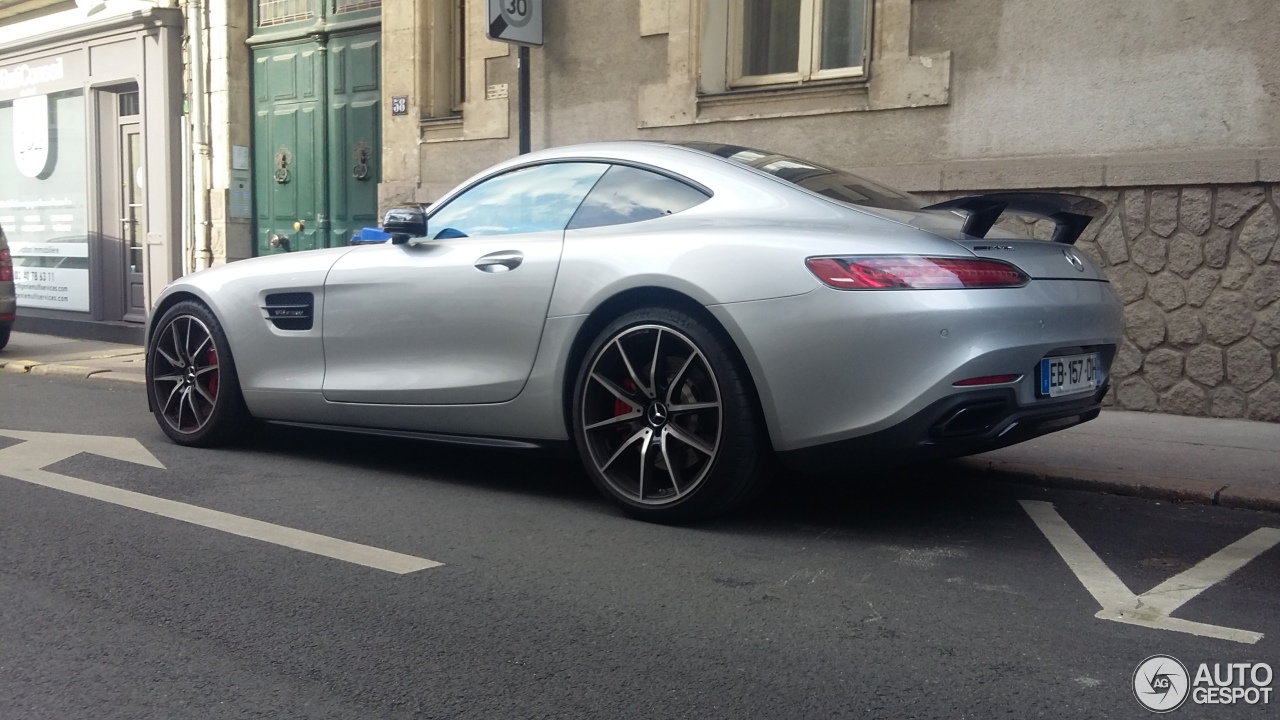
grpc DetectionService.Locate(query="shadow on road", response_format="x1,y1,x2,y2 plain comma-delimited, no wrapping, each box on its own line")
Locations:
247,422,599,502
243,422,1008,538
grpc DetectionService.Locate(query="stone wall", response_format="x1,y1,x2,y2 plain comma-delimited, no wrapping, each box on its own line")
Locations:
917,185,1280,422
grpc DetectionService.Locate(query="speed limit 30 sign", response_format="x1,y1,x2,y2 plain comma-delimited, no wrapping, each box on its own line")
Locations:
487,0,543,46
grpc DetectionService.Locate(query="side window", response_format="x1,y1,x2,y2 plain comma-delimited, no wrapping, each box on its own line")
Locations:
427,162,609,239
567,165,710,230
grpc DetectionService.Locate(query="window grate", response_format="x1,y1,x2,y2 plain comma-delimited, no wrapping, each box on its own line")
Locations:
335,0,380,13
118,91,140,117
258,0,312,26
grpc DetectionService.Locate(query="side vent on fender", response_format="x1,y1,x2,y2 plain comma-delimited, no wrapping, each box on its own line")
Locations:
263,292,314,331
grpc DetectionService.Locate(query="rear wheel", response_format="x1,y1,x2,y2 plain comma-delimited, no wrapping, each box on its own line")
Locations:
0,325,9,351
146,301,251,447
572,307,771,523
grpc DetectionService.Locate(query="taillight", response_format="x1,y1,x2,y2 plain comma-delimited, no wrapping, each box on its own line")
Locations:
806,256,1029,290
0,249,12,282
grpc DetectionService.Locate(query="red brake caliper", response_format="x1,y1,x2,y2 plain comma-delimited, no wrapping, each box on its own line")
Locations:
614,379,637,427
206,346,219,397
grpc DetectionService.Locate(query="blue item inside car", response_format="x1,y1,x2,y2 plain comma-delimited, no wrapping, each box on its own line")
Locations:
351,227,392,245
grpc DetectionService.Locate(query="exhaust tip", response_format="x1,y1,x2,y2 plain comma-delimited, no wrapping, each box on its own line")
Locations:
932,400,1010,438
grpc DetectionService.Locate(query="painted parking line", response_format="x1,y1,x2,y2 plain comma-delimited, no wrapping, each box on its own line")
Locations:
1021,499,1279,644
0,429,442,575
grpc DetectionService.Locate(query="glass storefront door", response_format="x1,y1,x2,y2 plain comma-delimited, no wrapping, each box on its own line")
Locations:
120,120,146,320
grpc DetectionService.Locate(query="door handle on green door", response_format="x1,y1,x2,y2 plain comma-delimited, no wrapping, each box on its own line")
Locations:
352,140,372,181
474,251,523,273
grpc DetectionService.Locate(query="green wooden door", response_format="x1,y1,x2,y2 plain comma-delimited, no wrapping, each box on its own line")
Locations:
327,32,381,248
253,41,327,255
252,17,380,255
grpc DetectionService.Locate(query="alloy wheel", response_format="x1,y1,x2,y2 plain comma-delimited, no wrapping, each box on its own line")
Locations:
151,314,221,435
581,325,723,505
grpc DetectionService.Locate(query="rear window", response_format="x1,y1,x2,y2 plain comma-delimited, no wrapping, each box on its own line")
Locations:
677,141,925,213
567,164,709,230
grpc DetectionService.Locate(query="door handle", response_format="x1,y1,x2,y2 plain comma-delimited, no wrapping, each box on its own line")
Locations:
474,250,523,273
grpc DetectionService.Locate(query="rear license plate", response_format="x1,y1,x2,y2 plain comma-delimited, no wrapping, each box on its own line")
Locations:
1039,353,1101,398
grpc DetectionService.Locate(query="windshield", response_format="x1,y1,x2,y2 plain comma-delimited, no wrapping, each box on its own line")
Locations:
677,141,925,212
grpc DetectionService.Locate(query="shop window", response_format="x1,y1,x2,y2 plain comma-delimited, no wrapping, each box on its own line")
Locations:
0,91,91,313
730,0,869,87
258,0,312,27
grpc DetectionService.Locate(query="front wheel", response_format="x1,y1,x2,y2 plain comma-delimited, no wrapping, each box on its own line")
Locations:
572,307,772,523
146,301,252,447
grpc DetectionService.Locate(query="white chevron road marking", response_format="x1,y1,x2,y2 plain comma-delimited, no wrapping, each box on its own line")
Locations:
0,429,442,575
1021,499,1277,644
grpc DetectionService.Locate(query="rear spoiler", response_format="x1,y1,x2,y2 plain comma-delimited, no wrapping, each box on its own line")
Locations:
921,193,1106,246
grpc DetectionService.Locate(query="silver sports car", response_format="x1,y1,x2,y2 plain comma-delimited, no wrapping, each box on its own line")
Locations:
146,141,1122,522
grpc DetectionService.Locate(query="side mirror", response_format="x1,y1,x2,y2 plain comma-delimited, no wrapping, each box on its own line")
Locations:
382,206,428,244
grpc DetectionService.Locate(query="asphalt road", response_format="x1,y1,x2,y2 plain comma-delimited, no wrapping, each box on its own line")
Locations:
1,373,1277,719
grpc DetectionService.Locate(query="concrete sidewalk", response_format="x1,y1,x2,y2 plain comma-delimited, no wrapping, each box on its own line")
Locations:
0,331,145,384
3,331,1278,512
957,410,1280,513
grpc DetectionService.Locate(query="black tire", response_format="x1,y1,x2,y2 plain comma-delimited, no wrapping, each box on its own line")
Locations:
571,306,772,523
146,300,252,447
0,325,10,351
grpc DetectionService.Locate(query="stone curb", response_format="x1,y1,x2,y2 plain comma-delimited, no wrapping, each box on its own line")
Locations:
1217,484,1280,513
2,359,42,373
29,364,107,379
87,350,146,360
955,458,1280,514
2,359,143,383
87,371,146,385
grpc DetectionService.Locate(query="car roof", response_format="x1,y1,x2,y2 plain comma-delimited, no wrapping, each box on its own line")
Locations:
482,141,719,174
430,141,796,211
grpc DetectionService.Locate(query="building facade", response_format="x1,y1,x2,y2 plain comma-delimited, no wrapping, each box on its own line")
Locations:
0,0,385,338
188,0,385,269
0,0,184,337
381,0,1280,421
2,0,1276,421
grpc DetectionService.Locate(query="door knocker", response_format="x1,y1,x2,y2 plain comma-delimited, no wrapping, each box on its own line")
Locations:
273,146,293,184
352,140,371,181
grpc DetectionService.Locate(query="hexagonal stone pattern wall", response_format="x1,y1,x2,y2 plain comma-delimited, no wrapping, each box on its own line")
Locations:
917,184,1280,422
